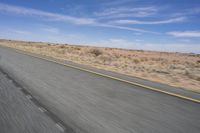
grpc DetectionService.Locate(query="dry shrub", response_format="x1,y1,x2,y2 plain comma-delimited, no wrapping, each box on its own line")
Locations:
35,45,43,48
113,53,121,58
133,59,140,64
59,45,65,49
140,57,148,62
89,48,102,56
153,70,169,74
185,71,200,81
73,47,81,50
98,55,112,62
1,39,200,93
54,49,65,54
137,50,144,52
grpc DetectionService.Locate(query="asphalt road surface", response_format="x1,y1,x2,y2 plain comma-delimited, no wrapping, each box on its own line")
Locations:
0,70,62,133
0,46,200,133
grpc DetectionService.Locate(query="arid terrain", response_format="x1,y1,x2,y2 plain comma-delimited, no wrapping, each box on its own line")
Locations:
0,39,200,93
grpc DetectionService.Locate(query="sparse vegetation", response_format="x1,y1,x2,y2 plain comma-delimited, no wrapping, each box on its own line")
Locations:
59,45,65,49
89,48,103,56
0,39,200,93
133,59,140,64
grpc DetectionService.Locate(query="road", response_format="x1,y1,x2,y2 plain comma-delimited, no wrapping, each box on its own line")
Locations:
0,69,62,133
0,46,200,133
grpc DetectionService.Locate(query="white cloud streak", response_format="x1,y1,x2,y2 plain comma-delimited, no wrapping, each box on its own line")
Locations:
110,17,186,25
9,29,31,35
102,0,133,6
167,31,200,37
0,3,95,25
94,6,157,18
171,7,200,17
42,27,59,33
95,23,158,34
0,3,155,33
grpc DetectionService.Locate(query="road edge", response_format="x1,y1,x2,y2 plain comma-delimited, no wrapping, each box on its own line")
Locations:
1,45,200,104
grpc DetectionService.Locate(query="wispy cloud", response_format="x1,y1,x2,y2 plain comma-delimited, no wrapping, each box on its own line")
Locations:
167,31,200,37
178,39,191,43
110,17,186,25
93,38,136,49
96,23,158,34
9,29,31,35
190,8,200,15
171,7,200,17
0,3,95,25
102,0,133,6
94,6,158,18
0,3,156,33
42,27,59,33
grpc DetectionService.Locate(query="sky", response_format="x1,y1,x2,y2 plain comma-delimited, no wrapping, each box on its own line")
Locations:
0,0,200,53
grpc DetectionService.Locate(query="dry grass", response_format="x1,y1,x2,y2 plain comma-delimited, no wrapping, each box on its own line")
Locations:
1,39,200,93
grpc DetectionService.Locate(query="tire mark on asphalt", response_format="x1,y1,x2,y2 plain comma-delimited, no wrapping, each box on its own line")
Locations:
0,68,75,133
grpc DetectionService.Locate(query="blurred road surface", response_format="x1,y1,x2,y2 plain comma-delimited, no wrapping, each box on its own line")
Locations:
0,46,199,133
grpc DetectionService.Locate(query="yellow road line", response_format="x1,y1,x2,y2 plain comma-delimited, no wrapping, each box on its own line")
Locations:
14,48,200,104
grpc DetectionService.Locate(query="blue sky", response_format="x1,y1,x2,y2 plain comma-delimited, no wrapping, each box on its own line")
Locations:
0,0,200,53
